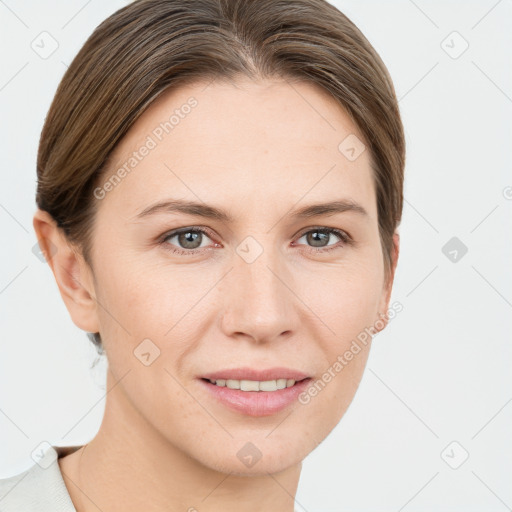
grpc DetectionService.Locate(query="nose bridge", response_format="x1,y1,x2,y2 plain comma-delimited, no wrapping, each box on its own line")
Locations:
221,237,296,341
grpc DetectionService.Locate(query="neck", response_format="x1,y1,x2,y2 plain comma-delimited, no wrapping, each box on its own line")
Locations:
59,368,302,512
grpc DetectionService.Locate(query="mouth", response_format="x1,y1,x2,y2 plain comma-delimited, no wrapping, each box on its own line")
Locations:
200,366,311,383
197,368,313,416
200,376,310,392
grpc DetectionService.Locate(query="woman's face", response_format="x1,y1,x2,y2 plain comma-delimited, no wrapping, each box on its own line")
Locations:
83,77,397,474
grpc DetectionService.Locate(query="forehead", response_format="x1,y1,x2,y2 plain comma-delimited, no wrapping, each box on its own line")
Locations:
99,77,376,219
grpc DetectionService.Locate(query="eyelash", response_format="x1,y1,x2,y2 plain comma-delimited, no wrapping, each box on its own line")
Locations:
158,226,353,256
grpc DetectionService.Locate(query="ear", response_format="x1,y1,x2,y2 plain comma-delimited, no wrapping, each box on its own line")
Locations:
32,208,100,334
375,231,400,333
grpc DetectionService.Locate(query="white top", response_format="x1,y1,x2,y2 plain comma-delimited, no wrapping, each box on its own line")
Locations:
0,445,80,511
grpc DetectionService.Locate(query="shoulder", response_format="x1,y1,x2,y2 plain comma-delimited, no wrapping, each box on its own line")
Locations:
0,445,80,512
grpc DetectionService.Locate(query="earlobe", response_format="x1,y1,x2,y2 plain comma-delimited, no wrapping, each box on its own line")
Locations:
32,208,100,334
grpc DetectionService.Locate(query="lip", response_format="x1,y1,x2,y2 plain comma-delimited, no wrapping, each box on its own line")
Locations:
197,367,312,417
200,367,310,382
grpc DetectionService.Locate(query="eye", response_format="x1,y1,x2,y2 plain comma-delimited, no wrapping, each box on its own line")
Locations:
293,227,352,253
160,227,218,256
158,226,352,256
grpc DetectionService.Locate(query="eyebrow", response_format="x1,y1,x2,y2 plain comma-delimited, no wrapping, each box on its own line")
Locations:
133,198,368,222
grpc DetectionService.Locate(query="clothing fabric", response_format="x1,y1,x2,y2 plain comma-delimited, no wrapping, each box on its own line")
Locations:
0,444,81,511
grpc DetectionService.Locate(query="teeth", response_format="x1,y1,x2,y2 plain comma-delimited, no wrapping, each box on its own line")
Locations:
208,378,297,391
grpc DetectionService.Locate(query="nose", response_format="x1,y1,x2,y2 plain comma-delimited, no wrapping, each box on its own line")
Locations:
219,243,300,344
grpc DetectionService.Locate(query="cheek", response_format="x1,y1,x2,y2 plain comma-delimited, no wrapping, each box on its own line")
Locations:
296,260,383,415
91,256,213,400
301,256,384,336
94,256,188,339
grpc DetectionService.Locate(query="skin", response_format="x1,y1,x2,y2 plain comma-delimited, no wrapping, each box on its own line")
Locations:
33,76,399,512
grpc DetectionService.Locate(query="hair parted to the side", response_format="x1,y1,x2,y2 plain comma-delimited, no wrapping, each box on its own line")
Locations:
36,0,406,354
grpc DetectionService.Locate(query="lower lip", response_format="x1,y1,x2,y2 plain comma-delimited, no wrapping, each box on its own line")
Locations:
198,378,312,417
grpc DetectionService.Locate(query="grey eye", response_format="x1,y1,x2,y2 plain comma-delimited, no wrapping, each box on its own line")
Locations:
297,229,341,248
163,229,212,250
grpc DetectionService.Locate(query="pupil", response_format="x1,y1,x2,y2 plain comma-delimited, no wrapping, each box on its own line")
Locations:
308,231,328,247
179,231,201,249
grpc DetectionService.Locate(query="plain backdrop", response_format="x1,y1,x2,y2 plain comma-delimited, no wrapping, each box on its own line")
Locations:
0,1,511,511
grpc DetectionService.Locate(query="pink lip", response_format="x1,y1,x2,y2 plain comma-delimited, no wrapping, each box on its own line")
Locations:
200,367,310,381
197,367,312,417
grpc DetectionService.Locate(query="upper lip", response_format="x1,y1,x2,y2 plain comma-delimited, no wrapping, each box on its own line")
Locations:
200,367,310,382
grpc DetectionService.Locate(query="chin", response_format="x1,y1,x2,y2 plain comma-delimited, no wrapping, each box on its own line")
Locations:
187,432,311,476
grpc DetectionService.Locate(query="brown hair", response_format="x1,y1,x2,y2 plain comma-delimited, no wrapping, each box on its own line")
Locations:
36,0,405,354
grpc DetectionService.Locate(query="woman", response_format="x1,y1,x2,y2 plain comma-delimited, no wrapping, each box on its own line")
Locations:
0,0,405,510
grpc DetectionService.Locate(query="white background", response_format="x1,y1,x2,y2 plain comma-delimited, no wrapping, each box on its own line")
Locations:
0,1,511,511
